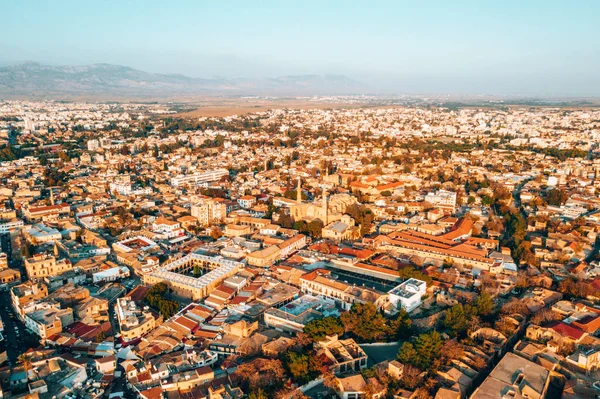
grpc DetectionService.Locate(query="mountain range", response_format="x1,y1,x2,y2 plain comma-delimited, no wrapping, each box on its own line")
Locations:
0,62,368,99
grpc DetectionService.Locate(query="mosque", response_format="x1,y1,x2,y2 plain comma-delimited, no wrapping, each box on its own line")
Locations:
289,177,356,225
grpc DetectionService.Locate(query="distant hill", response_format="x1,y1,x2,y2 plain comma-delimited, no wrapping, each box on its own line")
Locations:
0,62,368,99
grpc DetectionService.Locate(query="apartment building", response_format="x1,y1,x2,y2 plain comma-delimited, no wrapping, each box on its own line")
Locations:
170,169,229,187
11,281,49,317
191,198,227,226
151,217,184,239
24,306,73,340
25,255,73,279
115,297,158,343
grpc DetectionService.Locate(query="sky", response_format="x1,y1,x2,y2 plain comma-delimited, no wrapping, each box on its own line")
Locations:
2,0,600,96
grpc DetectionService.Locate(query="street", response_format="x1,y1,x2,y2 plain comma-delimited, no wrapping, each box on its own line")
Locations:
0,291,30,365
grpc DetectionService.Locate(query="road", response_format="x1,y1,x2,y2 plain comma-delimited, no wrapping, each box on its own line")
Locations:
0,291,30,365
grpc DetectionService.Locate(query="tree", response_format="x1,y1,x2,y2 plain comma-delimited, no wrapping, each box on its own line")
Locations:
546,188,568,206
247,388,268,399
443,304,476,338
303,316,344,341
530,308,562,326
345,203,375,237
340,302,392,342
277,211,293,229
398,331,444,371
558,278,595,299
413,331,443,370
400,364,422,389
398,266,432,285
440,340,464,364
293,220,308,233
307,219,324,238
501,298,530,315
145,282,179,319
18,354,33,381
391,309,413,339
474,291,494,317
95,330,107,343
235,359,285,393
322,370,338,391
283,352,313,384
210,226,223,241
397,342,418,365
193,264,202,277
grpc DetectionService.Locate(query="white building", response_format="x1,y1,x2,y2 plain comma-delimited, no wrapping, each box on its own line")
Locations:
151,217,184,239
388,278,427,313
87,139,99,151
237,196,256,209
170,169,229,188
424,189,457,208
93,265,130,284
264,294,338,334
0,219,24,233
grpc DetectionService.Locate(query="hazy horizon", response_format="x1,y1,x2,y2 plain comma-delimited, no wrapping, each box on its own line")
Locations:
2,0,600,97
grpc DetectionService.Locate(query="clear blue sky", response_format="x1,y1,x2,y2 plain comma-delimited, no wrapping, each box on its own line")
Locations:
2,0,599,96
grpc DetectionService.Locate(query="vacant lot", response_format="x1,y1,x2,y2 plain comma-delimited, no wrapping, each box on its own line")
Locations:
175,98,359,117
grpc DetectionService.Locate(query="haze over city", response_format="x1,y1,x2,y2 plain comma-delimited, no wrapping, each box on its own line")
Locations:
2,0,600,96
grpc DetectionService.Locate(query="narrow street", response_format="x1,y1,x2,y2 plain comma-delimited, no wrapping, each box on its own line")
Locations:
0,291,28,365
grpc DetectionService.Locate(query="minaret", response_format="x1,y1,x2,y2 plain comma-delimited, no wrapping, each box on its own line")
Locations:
322,188,328,225
50,188,55,206
296,177,302,204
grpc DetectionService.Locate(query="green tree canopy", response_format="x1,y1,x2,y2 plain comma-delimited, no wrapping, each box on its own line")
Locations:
340,302,392,342
303,316,344,341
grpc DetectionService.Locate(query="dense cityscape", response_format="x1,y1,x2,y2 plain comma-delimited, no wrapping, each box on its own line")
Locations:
0,99,597,399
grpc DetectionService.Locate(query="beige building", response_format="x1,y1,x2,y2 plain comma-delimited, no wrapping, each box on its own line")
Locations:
470,352,549,399
11,281,49,317
300,269,387,311
143,254,244,300
25,255,72,279
0,268,21,285
290,185,356,226
316,335,368,374
115,297,158,343
246,245,281,267
160,366,215,392
74,297,109,323
322,215,360,241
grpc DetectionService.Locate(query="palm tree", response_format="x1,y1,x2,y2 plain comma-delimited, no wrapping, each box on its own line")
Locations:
18,353,33,381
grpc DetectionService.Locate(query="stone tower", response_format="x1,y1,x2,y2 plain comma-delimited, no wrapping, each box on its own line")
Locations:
322,188,328,225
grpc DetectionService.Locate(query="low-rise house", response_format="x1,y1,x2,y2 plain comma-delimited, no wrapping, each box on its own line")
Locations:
470,352,549,399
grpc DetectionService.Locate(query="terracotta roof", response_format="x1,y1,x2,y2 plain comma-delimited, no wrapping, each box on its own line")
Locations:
174,315,199,331
549,321,585,340
140,387,163,399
